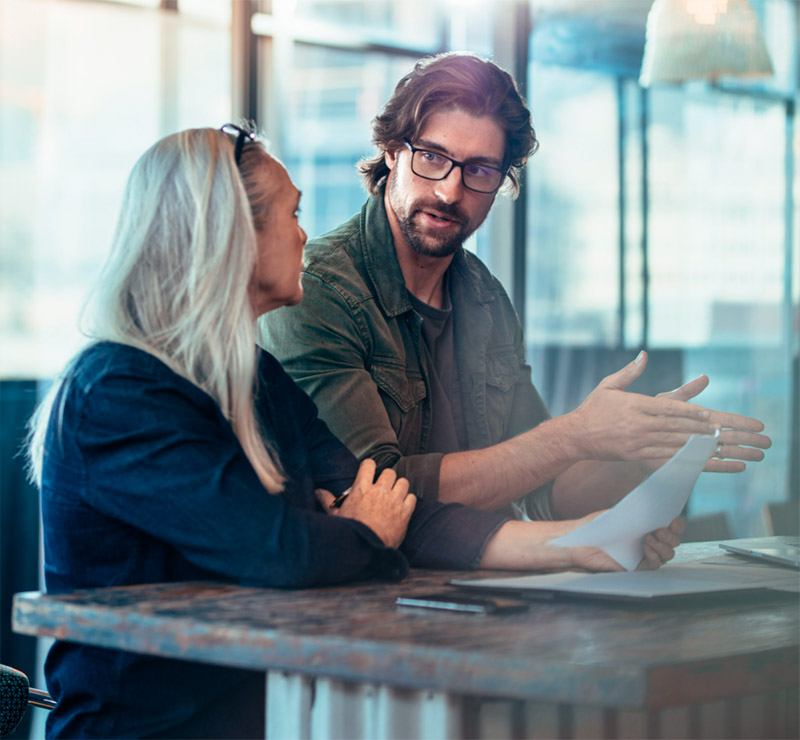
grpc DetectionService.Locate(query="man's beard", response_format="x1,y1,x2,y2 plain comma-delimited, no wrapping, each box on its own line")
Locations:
389,178,477,258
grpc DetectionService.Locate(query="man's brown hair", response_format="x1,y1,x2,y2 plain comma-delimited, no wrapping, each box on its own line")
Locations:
358,51,538,197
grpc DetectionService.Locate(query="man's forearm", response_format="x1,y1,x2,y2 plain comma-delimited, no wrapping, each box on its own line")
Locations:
551,460,649,519
479,517,683,572
478,520,575,569
437,414,580,510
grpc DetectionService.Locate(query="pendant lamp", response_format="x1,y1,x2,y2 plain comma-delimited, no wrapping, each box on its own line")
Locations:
639,0,774,86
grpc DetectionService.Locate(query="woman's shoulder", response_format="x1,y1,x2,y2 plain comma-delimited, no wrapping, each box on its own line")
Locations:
69,341,174,390
61,342,223,434
256,347,306,402
255,347,315,416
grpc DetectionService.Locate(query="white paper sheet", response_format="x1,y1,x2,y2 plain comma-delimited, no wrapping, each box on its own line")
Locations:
550,430,719,571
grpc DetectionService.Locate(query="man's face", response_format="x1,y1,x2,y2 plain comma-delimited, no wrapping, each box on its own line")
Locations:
384,108,507,259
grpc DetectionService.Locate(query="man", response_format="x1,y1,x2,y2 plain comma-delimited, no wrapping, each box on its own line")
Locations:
259,52,770,519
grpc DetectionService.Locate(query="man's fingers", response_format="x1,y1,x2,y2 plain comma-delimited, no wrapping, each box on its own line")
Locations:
706,410,766,433
716,444,766,461
638,415,718,435
383,473,409,499
668,517,685,536
653,524,681,548
717,430,771,448
659,374,709,402
639,532,676,570
600,350,648,391
639,396,711,421
703,459,747,473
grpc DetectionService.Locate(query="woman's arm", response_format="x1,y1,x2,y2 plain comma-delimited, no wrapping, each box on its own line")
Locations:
66,348,408,588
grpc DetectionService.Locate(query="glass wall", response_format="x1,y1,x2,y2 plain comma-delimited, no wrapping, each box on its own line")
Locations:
525,0,798,534
0,0,231,380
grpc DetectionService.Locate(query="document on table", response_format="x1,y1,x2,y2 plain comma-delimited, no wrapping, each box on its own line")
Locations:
549,430,719,571
451,559,799,601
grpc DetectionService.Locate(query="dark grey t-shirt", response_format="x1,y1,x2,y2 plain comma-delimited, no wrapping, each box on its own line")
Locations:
407,278,468,454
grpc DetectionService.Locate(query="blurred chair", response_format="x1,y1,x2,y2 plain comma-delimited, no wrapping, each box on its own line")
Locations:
762,500,800,537
681,512,732,542
0,664,54,738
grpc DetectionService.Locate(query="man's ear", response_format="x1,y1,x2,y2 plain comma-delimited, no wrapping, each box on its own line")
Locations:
384,145,399,171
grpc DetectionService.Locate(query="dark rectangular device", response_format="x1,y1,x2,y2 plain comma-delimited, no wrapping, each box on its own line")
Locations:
395,591,530,615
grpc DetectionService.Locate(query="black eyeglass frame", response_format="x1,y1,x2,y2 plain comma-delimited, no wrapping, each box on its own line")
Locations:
402,139,508,194
221,123,256,166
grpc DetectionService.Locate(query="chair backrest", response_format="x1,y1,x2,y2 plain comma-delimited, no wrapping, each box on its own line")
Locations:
0,664,54,738
0,664,30,737
681,511,733,543
762,500,800,537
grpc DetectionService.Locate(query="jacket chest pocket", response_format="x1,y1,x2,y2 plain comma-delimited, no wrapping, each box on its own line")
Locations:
483,349,521,442
370,360,426,447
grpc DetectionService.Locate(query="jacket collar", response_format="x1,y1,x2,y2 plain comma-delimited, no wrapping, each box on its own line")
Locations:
360,187,494,317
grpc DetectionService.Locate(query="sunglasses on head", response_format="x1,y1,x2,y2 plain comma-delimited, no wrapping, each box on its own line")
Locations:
221,123,256,166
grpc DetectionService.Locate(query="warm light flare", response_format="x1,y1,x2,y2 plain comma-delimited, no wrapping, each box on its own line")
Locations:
686,0,729,25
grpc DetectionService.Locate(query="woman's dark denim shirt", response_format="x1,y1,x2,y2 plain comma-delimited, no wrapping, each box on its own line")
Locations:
40,342,507,738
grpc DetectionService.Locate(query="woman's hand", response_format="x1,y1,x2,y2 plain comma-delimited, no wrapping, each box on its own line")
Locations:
315,459,416,549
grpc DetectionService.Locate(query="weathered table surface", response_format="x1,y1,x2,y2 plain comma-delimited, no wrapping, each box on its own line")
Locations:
12,542,799,711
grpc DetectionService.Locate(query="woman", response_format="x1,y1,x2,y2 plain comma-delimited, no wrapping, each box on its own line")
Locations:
28,125,682,739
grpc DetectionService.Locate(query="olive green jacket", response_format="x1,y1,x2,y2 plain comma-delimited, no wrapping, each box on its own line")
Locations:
258,190,555,519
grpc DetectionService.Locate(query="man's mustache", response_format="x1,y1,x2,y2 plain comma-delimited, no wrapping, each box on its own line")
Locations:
412,201,466,225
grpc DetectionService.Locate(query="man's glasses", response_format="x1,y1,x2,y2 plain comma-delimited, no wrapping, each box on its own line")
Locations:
221,123,256,166
403,139,507,194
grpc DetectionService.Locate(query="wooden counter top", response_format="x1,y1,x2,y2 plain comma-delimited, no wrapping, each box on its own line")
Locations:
13,543,799,711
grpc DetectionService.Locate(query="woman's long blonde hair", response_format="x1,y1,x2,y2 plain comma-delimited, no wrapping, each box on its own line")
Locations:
28,126,285,493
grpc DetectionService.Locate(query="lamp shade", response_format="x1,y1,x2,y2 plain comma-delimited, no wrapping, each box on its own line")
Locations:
639,0,774,86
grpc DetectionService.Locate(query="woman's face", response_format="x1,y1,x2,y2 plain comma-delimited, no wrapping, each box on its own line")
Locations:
248,159,307,317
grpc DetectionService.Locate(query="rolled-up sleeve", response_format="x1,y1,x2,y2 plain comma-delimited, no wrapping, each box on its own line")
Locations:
402,500,509,570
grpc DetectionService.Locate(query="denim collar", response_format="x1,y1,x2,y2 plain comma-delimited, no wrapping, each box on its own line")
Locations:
361,186,494,318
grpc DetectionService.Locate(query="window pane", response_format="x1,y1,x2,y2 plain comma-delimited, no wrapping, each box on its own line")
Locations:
0,0,230,378
646,87,792,533
648,89,785,348
292,0,440,46
525,64,619,346
277,45,412,238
